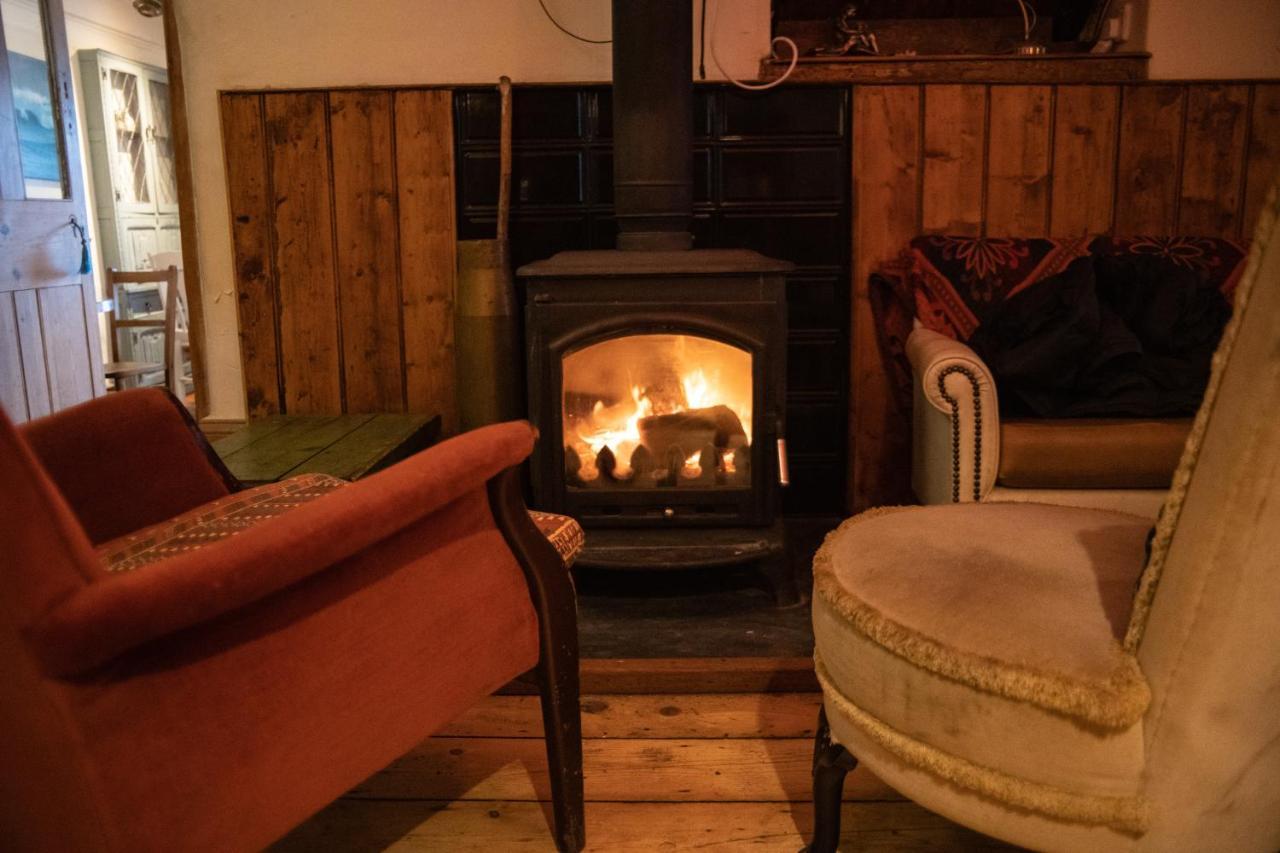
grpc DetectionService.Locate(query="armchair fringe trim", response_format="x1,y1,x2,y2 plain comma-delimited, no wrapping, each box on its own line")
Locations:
813,508,1151,730
814,656,1150,835
1124,186,1279,652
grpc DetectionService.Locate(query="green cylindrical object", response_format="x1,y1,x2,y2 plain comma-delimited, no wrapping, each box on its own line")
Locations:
455,238,520,430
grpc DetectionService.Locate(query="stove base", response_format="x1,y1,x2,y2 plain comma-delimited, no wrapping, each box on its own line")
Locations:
574,520,800,607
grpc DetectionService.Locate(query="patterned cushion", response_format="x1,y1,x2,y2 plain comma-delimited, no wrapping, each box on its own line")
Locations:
1088,235,1249,298
97,474,349,573
529,510,585,568
96,474,586,573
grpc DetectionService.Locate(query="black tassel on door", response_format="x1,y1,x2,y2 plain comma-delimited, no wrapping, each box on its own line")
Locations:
69,216,91,275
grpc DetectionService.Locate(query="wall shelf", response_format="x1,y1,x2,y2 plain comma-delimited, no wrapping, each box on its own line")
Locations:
759,51,1150,84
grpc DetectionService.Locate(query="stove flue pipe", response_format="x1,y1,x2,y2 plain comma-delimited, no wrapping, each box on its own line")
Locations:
611,0,694,252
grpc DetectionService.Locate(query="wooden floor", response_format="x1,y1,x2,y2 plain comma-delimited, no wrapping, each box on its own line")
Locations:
274,692,1012,851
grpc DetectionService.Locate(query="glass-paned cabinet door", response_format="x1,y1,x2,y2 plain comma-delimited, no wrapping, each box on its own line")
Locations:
145,76,177,211
104,63,151,210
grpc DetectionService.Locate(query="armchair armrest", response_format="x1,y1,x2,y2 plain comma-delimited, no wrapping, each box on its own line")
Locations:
30,421,538,676
19,389,238,545
906,327,1000,504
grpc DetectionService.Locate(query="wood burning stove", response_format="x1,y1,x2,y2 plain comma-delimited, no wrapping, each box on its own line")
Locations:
522,249,790,528
519,249,796,603
516,0,801,603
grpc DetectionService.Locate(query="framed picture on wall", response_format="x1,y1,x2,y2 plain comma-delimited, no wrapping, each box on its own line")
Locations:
7,49,64,198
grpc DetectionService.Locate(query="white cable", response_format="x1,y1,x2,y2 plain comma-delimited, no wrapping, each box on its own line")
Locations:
1013,0,1038,42
708,0,798,92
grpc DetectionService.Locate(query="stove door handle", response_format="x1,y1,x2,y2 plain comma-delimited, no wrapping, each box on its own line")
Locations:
777,437,790,488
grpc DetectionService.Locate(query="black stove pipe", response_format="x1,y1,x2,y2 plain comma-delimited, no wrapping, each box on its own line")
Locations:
611,0,694,252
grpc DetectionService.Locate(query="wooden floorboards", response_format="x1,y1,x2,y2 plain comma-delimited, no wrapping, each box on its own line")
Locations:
274,693,1011,851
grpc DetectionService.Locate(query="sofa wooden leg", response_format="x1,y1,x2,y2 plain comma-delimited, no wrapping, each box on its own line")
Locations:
809,706,857,853
488,469,585,852
538,635,585,852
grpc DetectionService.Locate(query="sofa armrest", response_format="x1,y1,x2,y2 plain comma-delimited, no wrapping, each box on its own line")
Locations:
19,388,239,546
30,421,538,676
906,327,1001,504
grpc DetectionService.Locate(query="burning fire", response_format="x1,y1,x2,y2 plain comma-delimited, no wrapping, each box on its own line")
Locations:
571,366,751,482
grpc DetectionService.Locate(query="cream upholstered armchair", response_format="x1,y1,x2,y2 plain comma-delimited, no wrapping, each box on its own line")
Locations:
908,327,1185,518
809,184,1280,852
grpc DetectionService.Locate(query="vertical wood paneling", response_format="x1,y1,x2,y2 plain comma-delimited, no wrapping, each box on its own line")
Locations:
985,85,1052,236
850,85,921,512
329,90,405,414
394,89,458,431
1178,84,1250,236
37,285,93,411
221,93,282,417
264,92,343,414
1243,84,1280,239
0,293,29,419
1050,85,1119,235
921,85,986,236
12,290,50,419
1115,85,1185,234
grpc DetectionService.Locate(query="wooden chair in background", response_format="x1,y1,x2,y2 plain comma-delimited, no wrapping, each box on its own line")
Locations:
103,266,179,396
147,252,193,402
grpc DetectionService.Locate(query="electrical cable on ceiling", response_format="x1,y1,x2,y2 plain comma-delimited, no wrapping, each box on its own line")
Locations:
708,0,798,91
537,0,611,44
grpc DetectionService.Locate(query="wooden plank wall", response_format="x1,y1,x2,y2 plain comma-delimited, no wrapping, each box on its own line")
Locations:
220,89,457,428
220,81,1278,510
849,81,1280,512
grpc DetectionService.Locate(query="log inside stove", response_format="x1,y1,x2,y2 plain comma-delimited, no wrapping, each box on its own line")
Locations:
567,405,751,489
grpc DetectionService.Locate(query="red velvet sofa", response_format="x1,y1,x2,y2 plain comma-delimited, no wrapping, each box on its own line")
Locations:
0,389,583,852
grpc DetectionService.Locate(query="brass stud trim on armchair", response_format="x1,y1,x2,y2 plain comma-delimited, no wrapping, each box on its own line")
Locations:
937,364,984,502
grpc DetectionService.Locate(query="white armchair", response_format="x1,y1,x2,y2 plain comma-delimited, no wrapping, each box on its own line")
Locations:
907,326,1185,519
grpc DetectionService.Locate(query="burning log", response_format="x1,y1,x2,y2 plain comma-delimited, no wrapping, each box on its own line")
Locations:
638,405,746,463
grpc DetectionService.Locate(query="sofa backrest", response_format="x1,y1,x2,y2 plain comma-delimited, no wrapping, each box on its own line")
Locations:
1129,183,1280,850
0,405,112,851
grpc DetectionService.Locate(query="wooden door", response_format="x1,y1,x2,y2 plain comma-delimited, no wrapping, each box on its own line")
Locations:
0,0,104,421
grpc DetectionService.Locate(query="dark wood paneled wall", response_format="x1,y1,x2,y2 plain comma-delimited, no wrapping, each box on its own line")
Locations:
849,81,1280,511
220,89,456,427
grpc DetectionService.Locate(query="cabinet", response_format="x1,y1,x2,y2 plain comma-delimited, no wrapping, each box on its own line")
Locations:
77,49,181,273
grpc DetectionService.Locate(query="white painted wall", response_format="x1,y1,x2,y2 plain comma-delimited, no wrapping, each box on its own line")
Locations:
173,0,772,422
1144,0,1280,79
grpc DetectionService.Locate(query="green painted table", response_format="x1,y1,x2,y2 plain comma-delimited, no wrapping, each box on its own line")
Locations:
212,413,442,486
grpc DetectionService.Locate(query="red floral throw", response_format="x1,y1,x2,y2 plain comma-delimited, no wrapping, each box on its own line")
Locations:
906,235,1094,340
869,234,1249,413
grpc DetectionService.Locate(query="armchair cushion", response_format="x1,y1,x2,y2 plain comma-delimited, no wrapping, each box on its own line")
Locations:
998,418,1191,489
813,502,1153,833
529,510,585,568
813,502,1151,728
97,478,585,574
97,474,349,573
